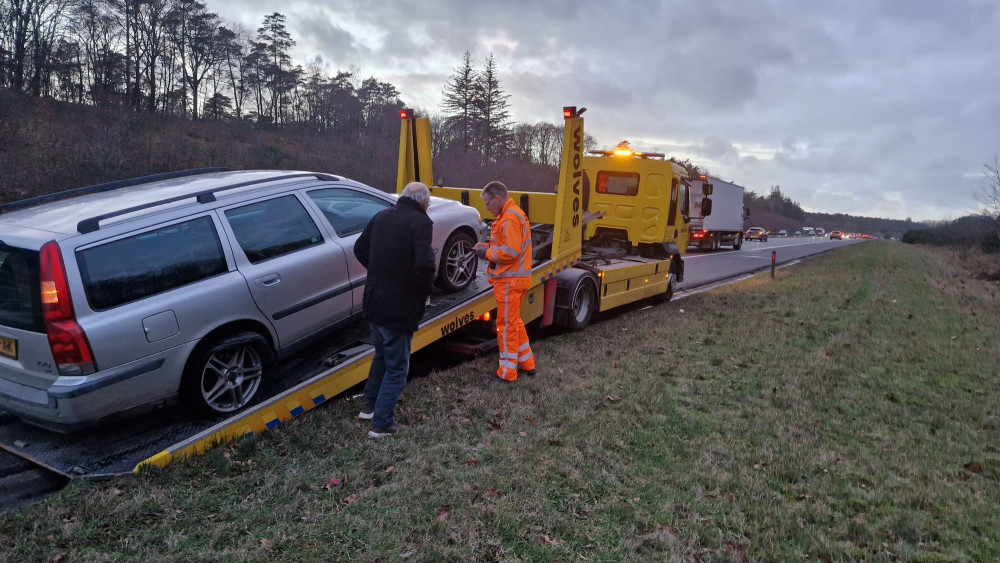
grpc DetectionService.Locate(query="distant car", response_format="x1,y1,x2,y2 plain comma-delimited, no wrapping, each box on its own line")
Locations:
829,231,843,240
777,229,788,237
794,231,801,236
745,227,768,241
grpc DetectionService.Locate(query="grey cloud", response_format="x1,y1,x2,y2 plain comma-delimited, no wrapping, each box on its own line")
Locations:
205,0,1000,220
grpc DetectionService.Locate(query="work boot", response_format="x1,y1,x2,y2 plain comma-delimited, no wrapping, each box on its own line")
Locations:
520,368,537,377
483,373,513,383
368,423,408,438
358,401,375,420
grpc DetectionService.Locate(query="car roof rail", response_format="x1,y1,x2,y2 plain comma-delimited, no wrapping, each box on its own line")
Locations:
0,168,232,216
77,172,340,234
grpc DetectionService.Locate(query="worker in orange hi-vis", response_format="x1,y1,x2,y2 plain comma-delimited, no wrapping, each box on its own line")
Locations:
474,181,537,383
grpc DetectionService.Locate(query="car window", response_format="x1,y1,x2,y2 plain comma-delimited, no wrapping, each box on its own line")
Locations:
77,216,228,310
0,244,43,332
225,195,323,264
306,188,391,236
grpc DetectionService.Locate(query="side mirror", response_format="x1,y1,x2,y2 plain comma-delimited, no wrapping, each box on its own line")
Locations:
700,197,713,217
744,207,750,218
702,183,713,196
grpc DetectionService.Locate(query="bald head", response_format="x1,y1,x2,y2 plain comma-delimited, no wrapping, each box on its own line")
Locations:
401,182,431,208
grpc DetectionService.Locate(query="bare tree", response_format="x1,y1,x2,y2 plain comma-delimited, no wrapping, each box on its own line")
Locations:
979,155,1000,219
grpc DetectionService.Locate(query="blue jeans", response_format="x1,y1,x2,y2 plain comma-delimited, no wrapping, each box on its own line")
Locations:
363,322,413,429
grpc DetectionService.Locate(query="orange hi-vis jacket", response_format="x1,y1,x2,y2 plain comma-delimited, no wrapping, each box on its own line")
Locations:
485,198,532,289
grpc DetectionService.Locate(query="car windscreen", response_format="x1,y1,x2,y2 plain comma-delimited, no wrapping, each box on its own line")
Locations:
0,242,43,332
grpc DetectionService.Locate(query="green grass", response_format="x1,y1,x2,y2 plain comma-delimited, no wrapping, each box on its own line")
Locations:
1,241,998,561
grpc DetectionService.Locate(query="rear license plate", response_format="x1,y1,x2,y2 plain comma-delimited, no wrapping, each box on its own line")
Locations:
0,336,17,360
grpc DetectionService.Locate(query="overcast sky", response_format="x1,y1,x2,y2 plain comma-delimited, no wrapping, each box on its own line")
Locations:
213,0,1000,221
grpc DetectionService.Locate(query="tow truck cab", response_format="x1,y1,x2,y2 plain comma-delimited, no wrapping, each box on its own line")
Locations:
581,141,710,259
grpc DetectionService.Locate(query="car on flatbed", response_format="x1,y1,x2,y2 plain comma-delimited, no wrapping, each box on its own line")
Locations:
0,169,486,432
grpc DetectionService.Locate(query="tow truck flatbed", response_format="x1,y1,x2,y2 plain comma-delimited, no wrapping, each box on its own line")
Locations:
0,269,501,477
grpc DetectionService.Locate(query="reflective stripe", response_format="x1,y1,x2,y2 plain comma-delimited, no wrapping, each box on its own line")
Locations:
500,284,509,359
498,245,518,256
492,270,532,279
518,352,533,362
499,360,518,369
518,343,531,351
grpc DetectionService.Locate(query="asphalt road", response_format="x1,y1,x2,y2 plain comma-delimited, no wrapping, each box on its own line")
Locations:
0,235,865,511
679,236,864,289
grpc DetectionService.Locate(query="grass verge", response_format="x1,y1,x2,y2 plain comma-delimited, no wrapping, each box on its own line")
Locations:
1,241,997,561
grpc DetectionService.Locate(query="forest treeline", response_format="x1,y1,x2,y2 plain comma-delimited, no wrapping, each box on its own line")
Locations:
0,2,588,195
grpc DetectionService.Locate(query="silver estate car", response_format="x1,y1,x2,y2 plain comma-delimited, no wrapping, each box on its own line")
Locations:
0,169,485,431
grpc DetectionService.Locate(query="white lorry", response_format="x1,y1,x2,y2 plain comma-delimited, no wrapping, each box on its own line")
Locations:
687,175,749,251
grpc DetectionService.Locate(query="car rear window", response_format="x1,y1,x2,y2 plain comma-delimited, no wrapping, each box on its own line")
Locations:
0,243,43,332
77,216,228,310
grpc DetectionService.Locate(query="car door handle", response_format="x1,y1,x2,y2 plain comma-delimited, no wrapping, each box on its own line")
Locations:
256,273,281,287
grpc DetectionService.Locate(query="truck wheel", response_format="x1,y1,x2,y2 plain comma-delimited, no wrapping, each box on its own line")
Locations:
653,274,676,304
733,234,743,250
712,236,721,251
436,231,478,292
565,277,597,331
182,331,273,416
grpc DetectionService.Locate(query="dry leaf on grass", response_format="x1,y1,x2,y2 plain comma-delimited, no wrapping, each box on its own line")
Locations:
385,466,394,474
465,457,478,465
538,534,562,546
342,494,358,505
436,505,451,521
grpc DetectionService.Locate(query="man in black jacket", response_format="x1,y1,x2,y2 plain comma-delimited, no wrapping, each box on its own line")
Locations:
353,182,436,438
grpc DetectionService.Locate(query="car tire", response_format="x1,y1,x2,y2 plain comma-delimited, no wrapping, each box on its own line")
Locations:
182,331,273,416
436,231,478,292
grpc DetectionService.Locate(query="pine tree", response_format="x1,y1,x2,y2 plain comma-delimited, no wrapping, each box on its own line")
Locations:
473,54,510,163
440,51,477,152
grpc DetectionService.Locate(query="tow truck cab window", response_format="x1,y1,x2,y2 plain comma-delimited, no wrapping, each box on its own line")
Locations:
595,171,639,196
679,181,690,217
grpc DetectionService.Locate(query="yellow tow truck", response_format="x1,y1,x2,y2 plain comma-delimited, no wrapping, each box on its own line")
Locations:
398,107,709,330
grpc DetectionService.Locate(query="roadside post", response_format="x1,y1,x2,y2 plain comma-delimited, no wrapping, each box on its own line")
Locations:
771,251,776,278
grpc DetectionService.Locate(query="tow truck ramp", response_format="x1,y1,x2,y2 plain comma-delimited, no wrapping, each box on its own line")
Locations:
0,270,500,478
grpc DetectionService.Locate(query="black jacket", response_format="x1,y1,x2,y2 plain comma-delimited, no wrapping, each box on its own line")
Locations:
353,196,436,331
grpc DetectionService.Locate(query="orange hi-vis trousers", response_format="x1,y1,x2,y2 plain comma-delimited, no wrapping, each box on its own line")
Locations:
494,282,535,381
